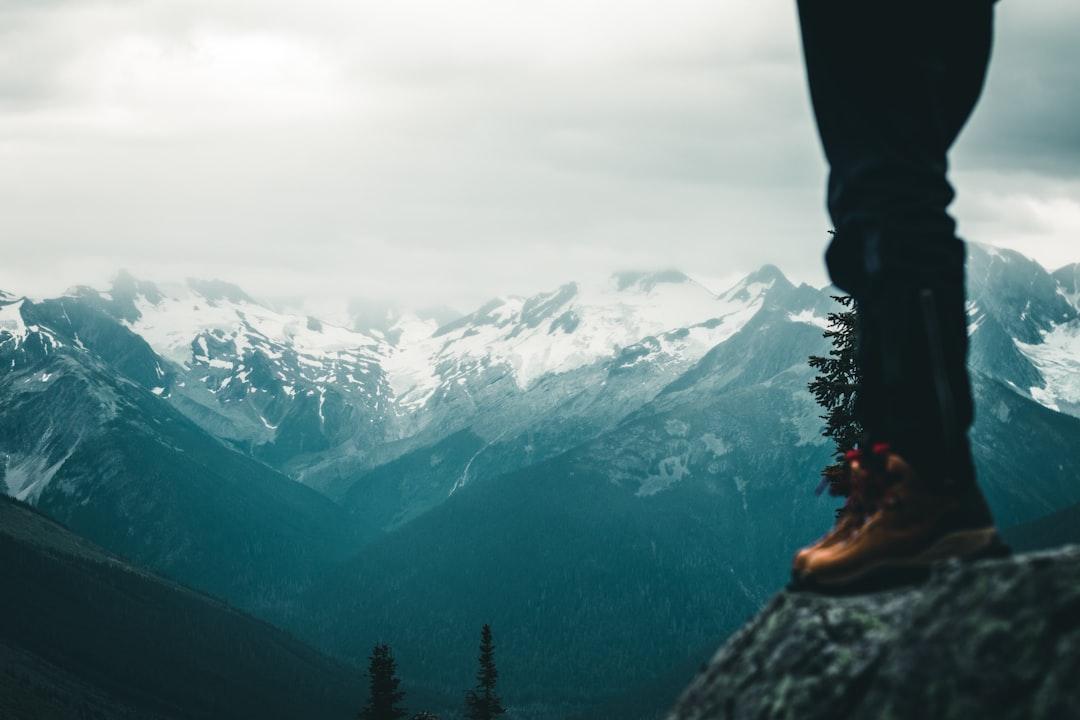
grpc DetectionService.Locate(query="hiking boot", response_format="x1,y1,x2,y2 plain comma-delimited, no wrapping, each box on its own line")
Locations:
791,446,885,575
792,507,863,576
796,449,1007,591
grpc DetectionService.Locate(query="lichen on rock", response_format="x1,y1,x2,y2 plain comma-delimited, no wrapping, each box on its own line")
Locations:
668,547,1080,720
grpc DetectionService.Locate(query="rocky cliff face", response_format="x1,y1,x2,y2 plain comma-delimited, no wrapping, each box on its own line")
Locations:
668,547,1080,720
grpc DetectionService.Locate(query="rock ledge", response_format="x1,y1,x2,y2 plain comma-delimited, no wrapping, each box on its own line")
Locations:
668,547,1080,720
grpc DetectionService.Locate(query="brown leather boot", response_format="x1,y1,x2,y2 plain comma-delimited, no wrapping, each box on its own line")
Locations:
792,448,882,575
796,449,1006,591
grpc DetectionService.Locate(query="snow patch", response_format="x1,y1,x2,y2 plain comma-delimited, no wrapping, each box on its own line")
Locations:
700,433,730,457
1029,385,1060,412
400,269,770,396
4,443,79,502
664,419,689,438
122,286,391,404
1017,320,1080,417
733,475,748,512
787,309,829,329
637,453,691,497
993,400,1011,423
0,299,27,346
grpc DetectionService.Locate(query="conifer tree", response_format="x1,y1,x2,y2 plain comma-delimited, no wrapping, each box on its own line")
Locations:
359,643,408,720
807,295,862,480
464,624,505,720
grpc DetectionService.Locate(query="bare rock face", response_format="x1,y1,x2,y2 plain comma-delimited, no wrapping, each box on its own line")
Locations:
668,547,1080,720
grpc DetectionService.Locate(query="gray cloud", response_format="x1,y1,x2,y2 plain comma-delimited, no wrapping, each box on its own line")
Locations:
956,0,1080,176
0,0,1076,310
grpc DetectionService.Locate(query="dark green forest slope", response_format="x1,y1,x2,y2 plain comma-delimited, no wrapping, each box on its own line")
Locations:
0,495,366,720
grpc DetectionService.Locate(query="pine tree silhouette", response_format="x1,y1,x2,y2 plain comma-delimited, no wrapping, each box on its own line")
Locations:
464,624,505,720
359,644,408,720
807,294,862,483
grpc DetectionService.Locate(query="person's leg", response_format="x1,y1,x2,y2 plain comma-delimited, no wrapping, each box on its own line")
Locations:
791,1,1002,587
797,0,994,488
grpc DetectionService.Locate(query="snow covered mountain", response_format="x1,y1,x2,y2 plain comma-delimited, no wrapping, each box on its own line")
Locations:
5,243,1080,719
400,270,762,400
5,265,815,497
4,245,1079,507
967,245,1080,418
0,291,354,612
59,272,400,477
384,270,809,446
331,266,837,527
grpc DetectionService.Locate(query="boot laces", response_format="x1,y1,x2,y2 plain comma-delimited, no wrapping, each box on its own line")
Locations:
816,442,894,517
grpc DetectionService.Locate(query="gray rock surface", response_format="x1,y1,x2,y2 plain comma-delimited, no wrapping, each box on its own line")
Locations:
668,547,1080,720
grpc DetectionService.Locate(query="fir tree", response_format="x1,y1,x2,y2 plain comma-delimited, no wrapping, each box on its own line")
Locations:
359,644,408,720
464,624,505,720
807,295,862,482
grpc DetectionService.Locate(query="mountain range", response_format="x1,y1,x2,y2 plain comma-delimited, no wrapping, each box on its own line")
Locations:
3,243,1080,718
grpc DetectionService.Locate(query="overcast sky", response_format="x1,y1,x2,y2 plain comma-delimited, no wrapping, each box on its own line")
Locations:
1,0,1078,312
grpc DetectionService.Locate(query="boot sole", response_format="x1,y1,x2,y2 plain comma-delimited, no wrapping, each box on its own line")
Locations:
789,527,1010,595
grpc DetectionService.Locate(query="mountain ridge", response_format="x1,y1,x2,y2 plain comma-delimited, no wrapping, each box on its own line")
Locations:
4,243,1080,718
0,494,374,720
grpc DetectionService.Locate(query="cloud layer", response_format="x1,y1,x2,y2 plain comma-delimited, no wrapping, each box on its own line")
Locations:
1,0,1077,310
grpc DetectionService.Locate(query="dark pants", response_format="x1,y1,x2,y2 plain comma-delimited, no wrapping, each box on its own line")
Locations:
797,1,995,486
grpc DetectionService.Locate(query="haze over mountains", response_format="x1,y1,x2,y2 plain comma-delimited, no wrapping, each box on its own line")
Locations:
3,243,1080,718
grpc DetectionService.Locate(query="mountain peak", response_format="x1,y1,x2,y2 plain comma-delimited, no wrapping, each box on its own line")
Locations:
968,242,1049,271
0,296,26,340
718,264,793,304
58,270,167,323
186,278,255,306
1053,262,1080,297
744,264,789,285
109,270,165,306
